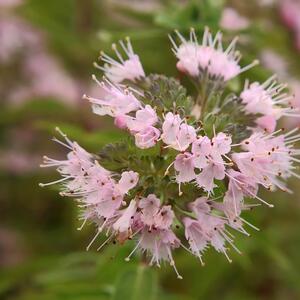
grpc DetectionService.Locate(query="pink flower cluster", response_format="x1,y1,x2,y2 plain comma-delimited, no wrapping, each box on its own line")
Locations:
40,128,139,220
240,75,300,132
40,128,183,277
169,27,258,81
41,28,300,279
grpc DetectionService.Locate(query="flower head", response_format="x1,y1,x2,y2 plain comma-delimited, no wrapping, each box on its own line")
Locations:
170,27,258,81
41,28,300,278
240,76,299,131
84,78,141,118
95,37,145,83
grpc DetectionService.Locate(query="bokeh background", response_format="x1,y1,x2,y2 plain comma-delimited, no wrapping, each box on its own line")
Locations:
1,0,300,299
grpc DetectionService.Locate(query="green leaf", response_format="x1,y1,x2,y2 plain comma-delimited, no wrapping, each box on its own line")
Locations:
111,265,158,300
143,74,193,116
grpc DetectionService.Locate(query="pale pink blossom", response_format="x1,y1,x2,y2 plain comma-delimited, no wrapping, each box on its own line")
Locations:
232,130,300,195
114,115,128,129
283,80,300,129
170,28,258,81
240,75,299,124
279,0,300,51
134,126,160,149
227,169,258,200
175,124,197,151
196,161,226,193
113,200,137,233
174,152,196,183
39,128,139,228
161,113,196,151
161,112,182,145
256,115,277,133
183,217,208,264
188,197,211,217
192,136,212,168
154,205,175,230
126,105,158,132
173,40,200,77
184,198,235,263
117,171,139,194
122,195,181,278
0,0,22,7
95,38,145,83
220,8,250,31
260,50,288,77
84,78,141,117
0,17,40,63
212,132,232,155
22,53,79,106
139,194,161,226
137,229,181,278
192,133,231,193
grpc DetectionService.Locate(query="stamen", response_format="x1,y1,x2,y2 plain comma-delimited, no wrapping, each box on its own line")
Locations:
86,229,101,251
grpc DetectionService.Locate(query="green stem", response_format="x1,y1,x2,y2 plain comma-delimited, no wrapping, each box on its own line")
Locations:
173,203,195,218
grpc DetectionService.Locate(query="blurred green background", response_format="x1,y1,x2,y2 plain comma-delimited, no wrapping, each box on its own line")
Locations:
1,0,300,299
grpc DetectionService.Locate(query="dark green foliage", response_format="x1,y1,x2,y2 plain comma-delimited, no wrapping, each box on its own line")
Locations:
155,0,224,30
142,74,193,116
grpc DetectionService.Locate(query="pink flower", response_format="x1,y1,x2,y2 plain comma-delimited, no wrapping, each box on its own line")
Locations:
279,0,300,31
240,76,297,122
183,217,207,264
175,124,197,151
170,28,258,81
0,17,40,63
96,38,145,83
122,195,182,278
0,0,23,8
154,205,175,230
94,187,123,219
283,80,300,129
161,112,182,145
24,52,79,106
192,133,231,193
117,171,139,194
227,169,258,200
134,126,160,149
220,8,250,31
232,130,300,195
174,152,196,183
84,78,141,117
256,115,277,133
192,136,212,168
126,105,158,132
173,39,200,77
196,161,226,193
39,128,139,228
184,199,235,263
212,132,232,155
260,50,288,77
161,112,196,151
188,197,211,217
137,229,181,278
113,199,137,233
114,115,128,129
139,194,161,226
